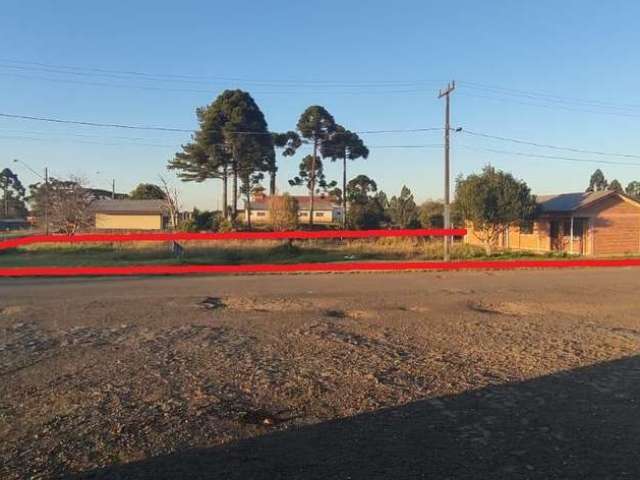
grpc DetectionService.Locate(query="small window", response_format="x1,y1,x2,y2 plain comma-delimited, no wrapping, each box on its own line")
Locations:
563,220,572,236
315,212,325,217
256,212,266,217
299,211,308,217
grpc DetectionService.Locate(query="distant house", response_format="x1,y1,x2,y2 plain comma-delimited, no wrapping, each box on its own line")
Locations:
465,190,640,256
243,194,344,225
91,199,170,230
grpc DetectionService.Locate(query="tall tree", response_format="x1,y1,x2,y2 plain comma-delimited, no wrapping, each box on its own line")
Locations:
0,168,27,218
129,183,167,200
587,169,608,192
296,106,336,225
608,179,623,193
455,165,536,254
271,131,301,195
322,126,369,227
289,156,337,199
168,90,274,220
346,175,378,204
388,186,420,228
626,181,640,198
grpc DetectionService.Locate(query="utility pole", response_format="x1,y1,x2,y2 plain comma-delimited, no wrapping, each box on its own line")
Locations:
438,80,455,261
44,167,49,235
112,179,115,200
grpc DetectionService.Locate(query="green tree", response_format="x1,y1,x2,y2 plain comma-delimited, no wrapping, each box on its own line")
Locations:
455,165,536,254
344,176,386,229
626,181,640,198
1,168,27,218
419,200,444,228
388,186,419,228
346,175,378,204
129,183,167,200
587,169,608,192
608,179,623,193
168,90,274,219
271,131,302,195
289,155,337,200
296,106,337,225
322,126,369,227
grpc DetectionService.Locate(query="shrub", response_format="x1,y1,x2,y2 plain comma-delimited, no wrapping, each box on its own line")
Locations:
269,195,299,231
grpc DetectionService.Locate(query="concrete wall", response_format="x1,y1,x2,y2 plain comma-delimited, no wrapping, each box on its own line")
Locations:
95,213,163,230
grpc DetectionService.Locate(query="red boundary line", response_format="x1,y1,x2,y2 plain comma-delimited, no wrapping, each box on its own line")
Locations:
0,229,466,251
2,259,640,277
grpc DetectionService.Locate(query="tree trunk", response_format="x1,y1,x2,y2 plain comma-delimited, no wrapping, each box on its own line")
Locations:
232,164,238,221
342,155,347,229
309,138,317,226
270,169,276,196
222,169,228,220
246,190,252,230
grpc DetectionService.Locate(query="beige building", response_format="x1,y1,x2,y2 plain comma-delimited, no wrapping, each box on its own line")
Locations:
91,199,170,230
243,194,344,225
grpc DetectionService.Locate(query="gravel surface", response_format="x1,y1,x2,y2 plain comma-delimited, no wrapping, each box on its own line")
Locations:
1,269,640,479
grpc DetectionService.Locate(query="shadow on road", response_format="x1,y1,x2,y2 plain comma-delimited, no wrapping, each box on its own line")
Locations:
71,355,640,479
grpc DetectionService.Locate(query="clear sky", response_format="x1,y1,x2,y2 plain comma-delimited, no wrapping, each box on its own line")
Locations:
1,0,640,209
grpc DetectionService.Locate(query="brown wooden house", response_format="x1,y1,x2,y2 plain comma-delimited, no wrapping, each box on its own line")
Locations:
465,191,640,256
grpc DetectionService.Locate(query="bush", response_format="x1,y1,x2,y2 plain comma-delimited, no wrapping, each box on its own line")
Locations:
269,195,299,231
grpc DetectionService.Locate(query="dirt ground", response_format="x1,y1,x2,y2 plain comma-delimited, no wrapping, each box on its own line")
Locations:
1,268,640,479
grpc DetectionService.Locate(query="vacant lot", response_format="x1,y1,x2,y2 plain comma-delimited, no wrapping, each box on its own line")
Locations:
2,269,640,479
0,238,561,268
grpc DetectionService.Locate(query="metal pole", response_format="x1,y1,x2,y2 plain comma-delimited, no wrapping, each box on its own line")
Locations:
438,81,456,261
112,179,115,200
44,167,49,235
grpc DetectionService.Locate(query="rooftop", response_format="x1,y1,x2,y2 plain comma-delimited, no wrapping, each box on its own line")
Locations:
90,199,168,215
536,190,615,213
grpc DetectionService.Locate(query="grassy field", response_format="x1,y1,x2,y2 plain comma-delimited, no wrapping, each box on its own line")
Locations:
0,237,571,267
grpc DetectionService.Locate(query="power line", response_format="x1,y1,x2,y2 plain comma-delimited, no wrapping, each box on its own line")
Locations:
460,129,640,159
457,90,640,119
457,80,640,112
0,58,441,87
457,144,640,167
0,112,443,136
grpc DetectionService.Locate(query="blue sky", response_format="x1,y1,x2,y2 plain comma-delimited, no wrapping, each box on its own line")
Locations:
1,0,640,209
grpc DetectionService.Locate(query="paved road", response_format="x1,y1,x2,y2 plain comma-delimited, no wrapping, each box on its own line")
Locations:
2,267,640,479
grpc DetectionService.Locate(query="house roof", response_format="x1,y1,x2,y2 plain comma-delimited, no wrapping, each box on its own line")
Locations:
90,199,168,215
536,190,617,213
247,195,340,211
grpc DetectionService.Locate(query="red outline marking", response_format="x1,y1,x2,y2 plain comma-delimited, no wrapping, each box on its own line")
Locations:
0,229,466,251
2,259,640,277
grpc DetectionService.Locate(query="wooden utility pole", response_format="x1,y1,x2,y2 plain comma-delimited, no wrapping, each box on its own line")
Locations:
112,179,115,200
44,167,49,236
438,81,455,261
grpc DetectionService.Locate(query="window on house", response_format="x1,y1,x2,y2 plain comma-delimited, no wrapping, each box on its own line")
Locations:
563,220,572,236
315,212,325,217
256,212,266,217
299,212,308,216
573,219,584,236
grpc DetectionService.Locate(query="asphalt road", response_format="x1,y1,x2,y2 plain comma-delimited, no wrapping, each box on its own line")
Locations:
2,267,640,479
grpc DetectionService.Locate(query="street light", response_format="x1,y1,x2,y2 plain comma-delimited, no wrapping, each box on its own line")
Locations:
13,158,49,235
